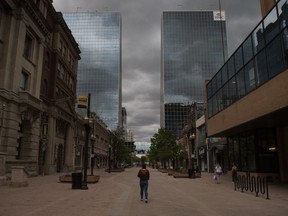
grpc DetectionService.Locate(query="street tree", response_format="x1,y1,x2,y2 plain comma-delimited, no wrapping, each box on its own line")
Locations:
149,128,178,169
110,127,130,168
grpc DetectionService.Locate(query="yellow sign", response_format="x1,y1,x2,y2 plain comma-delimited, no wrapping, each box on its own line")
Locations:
77,96,88,108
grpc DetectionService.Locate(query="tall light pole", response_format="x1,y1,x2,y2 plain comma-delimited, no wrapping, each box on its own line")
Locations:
0,103,6,147
81,93,90,190
90,117,96,176
108,145,111,173
189,133,196,178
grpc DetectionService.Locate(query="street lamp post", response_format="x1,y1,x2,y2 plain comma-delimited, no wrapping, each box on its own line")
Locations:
81,118,90,190
189,133,196,178
108,145,111,173
0,103,6,147
91,138,94,176
81,93,90,190
90,118,95,176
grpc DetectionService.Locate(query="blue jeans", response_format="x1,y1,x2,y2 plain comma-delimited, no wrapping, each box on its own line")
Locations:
140,180,148,199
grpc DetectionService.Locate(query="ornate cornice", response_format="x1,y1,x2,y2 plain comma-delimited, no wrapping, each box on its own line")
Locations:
55,12,81,57
15,0,50,35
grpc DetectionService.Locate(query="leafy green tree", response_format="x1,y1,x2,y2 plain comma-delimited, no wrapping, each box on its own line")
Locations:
148,128,178,169
110,127,130,168
140,156,147,165
131,155,141,165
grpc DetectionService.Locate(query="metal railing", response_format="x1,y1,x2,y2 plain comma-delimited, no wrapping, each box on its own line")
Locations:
234,173,269,200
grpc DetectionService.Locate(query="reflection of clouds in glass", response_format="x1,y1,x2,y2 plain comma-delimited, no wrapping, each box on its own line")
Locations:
165,62,205,103
95,91,119,130
77,89,119,130
162,11,228,109
64,12,121,130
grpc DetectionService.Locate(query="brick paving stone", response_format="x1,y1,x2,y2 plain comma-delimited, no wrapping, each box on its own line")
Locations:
0,167,287,216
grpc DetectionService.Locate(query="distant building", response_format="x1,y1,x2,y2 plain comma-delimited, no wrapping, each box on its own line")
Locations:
125,130,135,154
127,130,134,142
135,142,151,158
89,113,111,168
63,12,122,130
122,107,127,139
164,103,191,138
161,11,228,136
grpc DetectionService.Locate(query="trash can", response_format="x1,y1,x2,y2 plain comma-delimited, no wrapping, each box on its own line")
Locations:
72,172,82,189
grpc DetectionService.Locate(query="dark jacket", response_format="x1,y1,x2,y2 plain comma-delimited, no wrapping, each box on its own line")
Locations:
137,168,150,181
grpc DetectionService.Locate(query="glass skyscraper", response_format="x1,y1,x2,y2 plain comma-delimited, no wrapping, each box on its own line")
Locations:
161,11,228,136
64,12,122,130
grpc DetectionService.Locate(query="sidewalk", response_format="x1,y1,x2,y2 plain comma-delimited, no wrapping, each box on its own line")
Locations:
0,167,287,216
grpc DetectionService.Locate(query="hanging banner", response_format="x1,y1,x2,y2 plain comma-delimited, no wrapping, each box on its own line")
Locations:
77,95,88,108
206,137,225,144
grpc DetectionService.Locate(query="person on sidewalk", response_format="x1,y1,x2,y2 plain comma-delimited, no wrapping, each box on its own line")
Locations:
231,163,237,182
214,163,222,184
137,164,150,203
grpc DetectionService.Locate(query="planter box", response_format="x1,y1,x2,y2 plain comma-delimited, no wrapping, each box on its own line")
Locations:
167,170,175,176
105,168,124,172
59,175,100,183
173,172,189,178
87,175,100,183
158,169,168,173
59,175,72,183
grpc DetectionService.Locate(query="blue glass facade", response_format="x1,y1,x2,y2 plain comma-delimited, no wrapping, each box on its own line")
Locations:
64,12,122,130
207,0,288,119
161,11,228,136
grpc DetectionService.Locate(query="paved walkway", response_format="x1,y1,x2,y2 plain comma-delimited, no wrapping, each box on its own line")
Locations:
0,167,288,216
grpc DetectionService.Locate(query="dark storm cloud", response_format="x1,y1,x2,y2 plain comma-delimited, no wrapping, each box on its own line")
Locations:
53,0,262,142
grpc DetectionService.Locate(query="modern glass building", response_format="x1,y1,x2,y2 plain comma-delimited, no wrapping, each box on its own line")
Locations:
206,0,288,182
161,11,228,137
207,0,288,119
64,12,122,130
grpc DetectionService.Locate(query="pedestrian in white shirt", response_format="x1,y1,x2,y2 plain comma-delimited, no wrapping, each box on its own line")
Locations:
215,163,222,184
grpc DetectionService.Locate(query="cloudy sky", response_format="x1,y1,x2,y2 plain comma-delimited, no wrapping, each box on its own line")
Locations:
52,0,262,142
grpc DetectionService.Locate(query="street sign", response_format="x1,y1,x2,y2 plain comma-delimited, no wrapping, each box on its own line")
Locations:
77,96,88,108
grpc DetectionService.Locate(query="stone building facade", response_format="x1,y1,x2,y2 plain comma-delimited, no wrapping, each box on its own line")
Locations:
90,113,111,169
0,0,82,176
0,0,50,176
39,9,81,174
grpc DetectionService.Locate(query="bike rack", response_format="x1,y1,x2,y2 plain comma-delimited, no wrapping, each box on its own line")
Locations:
234,173,269,200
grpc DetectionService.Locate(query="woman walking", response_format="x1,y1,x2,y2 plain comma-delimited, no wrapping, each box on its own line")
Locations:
231,163,237,182
137,164,150,203
215,163,222,184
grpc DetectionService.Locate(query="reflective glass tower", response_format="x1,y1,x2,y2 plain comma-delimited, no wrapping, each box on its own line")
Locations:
64,12,122,130
161,11,228,136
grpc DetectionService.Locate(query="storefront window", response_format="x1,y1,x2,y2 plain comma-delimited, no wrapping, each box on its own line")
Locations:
239,137,247,171
257,129,278,173
247,135,256,172
233,138,240,169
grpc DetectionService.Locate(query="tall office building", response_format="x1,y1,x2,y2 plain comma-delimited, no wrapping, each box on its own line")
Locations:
161,11,228,137
64,12,122,130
